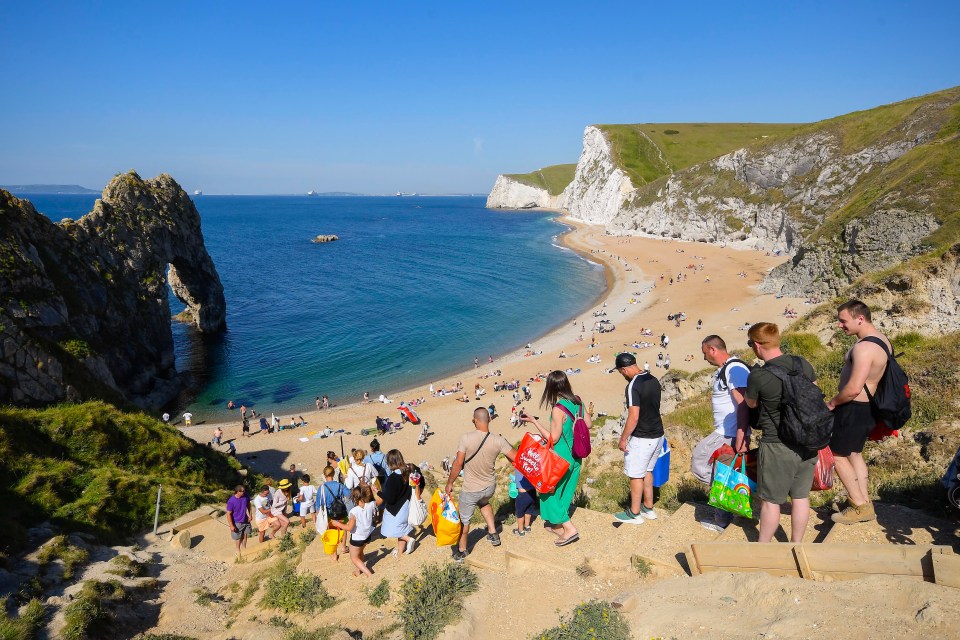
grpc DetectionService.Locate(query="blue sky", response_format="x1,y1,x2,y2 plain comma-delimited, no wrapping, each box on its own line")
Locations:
2,1,958,194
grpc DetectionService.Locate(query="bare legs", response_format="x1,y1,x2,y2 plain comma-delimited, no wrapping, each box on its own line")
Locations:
833,453,870,505
630,475,654,514
759,498,809,543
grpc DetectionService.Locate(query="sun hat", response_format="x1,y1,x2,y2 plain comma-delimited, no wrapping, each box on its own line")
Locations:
615,352,637,369
277,479,292,490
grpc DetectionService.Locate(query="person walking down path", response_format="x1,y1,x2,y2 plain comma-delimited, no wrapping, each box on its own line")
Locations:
444,407,517,562
613,352,664,525
827,300,890,524
744,322,819,543
693,335,751,532
226,485,253,559
377,449,418,556
328,485,377,577
521,370,587,546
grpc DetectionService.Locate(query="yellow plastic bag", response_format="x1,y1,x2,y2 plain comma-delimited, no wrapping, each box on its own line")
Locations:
428,489,462,547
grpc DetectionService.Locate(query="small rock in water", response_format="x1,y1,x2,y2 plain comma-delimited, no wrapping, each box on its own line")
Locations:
313,234,339,243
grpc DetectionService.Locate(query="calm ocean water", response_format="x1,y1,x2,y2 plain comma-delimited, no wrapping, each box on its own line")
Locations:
24,195,606,421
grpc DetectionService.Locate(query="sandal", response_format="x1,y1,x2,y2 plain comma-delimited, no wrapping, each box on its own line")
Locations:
555,533,580,547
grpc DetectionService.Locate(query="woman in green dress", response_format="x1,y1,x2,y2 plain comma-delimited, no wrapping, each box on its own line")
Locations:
521,370,589,546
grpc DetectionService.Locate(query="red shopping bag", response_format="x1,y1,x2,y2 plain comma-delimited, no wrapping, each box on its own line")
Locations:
513,432,570,494
812,446,835,491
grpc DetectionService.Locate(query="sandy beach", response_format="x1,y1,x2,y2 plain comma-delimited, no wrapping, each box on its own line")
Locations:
180,218,807,481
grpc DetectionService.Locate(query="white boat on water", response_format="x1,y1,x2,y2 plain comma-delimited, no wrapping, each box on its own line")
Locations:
395,191,402,196
193,189,202,196
307,190,317,196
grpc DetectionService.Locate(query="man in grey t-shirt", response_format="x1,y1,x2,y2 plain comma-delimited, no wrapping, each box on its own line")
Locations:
444,407,516,562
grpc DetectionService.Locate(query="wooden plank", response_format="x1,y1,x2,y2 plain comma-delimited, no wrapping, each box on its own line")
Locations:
698,565,799,578
690,542,798,571
686,545,701,576
793,546,814,580
804,544,936,578
932,553,960,589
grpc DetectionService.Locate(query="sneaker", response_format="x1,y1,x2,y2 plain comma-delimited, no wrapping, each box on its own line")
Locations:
486,532,501,547
512,528,526,537
699,520,726,533
831,503,874,524
452,549,467,563
404,539,416,555
614,509,644,524
639,505,658,520
524,526,531,533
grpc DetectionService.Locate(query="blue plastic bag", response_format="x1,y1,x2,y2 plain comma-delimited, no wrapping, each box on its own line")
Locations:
652,438,671,488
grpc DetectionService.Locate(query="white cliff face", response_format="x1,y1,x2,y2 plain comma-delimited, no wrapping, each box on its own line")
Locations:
557,126,634,224
485,175,555,210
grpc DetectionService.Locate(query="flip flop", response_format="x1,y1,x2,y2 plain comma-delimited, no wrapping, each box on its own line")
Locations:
555,533,580,547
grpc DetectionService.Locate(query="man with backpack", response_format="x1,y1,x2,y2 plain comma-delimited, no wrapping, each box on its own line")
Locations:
693,335,751,532
744,322,821,543
826,300,893,524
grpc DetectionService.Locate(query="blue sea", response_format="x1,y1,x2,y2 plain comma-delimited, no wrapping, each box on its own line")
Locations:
23,195,606,421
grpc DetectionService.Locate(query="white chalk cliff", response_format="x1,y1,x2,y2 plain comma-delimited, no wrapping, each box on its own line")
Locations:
485,175,555,209
555,126,634,224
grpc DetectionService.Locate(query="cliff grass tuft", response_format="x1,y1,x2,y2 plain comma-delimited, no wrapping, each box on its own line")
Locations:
0,402,244,552
397,562,479,640
0,596,45,640
531,600,631,640
505,164,577,196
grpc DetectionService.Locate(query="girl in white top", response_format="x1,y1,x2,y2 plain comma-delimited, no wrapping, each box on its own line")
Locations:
328,485,376,577
295,474,317,528
344,449,377,490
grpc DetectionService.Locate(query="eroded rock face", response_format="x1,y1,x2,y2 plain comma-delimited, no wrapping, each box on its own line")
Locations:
556,126,634,224
0,172,226,409
485,175,555,209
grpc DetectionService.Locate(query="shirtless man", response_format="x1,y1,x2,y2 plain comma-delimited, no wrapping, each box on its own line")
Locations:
826,300,889,524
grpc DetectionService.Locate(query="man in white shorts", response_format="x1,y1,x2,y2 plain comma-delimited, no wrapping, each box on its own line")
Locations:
614,353,664,524
296,474,317,528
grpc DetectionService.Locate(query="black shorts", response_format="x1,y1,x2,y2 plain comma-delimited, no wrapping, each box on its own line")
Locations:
830,401,874,456
350,535,370,547
515,491,538,518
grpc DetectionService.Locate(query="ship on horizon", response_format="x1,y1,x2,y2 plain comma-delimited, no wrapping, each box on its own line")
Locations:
307,190,317,196
193,189,202,196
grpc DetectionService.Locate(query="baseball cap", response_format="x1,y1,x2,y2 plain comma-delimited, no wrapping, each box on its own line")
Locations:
615,352,637,369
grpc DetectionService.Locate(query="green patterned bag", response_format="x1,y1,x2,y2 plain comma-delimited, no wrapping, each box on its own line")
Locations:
708,454,756,518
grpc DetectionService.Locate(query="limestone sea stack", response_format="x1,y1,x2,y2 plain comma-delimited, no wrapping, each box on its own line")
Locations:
0,171,226,409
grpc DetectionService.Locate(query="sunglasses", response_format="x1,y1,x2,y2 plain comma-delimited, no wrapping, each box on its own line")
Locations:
747,339,756,348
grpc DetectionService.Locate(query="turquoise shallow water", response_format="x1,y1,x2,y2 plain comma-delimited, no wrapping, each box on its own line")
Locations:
23,195,606,421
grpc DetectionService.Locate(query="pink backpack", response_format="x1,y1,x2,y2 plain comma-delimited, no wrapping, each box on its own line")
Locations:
557,397,591,459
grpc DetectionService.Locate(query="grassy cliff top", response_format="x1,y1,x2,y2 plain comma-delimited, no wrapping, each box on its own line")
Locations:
504,164,577,196
596,123,801,187
0,401,246,551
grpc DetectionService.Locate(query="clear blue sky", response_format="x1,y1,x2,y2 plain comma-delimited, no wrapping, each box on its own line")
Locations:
2,1,958,194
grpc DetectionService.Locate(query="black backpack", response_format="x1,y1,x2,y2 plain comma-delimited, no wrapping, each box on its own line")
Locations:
860,336,912,430
764,356,834,452
323,484,349,521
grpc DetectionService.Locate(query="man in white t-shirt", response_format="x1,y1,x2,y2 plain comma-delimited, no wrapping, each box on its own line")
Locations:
296,474,317,528
692,335,751,532
182,412,193,426
252,486,279,543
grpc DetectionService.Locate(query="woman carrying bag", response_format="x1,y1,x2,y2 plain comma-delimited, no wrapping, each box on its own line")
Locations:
377,449,418,556
521,370,588,547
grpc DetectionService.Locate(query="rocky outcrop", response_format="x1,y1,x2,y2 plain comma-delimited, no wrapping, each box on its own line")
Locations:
556,126,634,224
0,172,226,409
312,234,339,243
485,175,554,209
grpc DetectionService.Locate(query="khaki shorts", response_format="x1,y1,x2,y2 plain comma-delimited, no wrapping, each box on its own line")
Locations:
758,440,817,504
458,484,495,523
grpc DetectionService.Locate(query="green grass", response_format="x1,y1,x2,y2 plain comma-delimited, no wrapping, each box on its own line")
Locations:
531,600,631,640
36,535,89,580
105,554,147,578
0,597,44,640
367,578,390,608
505,164,577,196
597,123,800,187
397,562,479,640
61,580,125,640
0,402,245,552
260,564,335,614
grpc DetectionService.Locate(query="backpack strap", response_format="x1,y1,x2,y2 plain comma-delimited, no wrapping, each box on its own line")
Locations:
856,335,893,402
717,357,746,392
